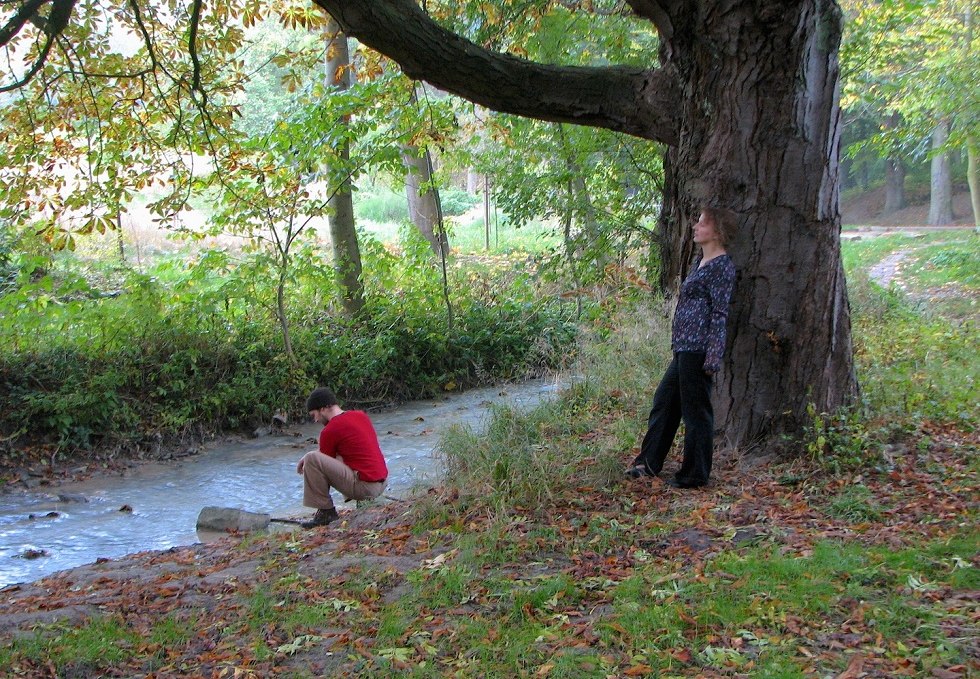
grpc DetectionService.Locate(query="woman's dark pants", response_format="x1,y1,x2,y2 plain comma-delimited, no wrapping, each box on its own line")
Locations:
633,351,714,486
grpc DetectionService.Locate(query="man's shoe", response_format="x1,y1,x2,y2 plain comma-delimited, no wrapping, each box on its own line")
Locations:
300,507,340,528
625,465,654,479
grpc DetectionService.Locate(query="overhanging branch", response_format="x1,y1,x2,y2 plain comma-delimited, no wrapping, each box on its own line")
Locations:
0,30,55,92
0,0,77,91
312,0,680,144
0,0,49,48
188,0,205,105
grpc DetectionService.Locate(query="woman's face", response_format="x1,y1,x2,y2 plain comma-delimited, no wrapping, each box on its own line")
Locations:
692,212,721,246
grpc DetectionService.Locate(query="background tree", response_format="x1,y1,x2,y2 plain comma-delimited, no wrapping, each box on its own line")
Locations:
840,0,979,225
324,18,365,315
199,101,345,368
400,84,451,257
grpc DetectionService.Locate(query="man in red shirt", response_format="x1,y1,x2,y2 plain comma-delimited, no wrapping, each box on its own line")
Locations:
297,387,389,528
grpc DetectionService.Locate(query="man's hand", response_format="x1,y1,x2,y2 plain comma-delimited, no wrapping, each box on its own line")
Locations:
296,457,305,474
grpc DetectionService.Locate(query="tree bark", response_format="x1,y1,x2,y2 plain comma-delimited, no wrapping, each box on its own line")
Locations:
466,168,481,193
402,144,450,255
315,0,858,453
929,120,954,226
884,158,906,214
968,137,980,230
326,19,365,316
883,112,905,214
653,0,856,450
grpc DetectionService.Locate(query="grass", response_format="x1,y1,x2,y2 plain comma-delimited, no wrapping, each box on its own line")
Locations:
0,232,976,676
839,230,979,433
1,616,141,674
450,212,561,254
841,229,979,321
901,240,980,290
840,228,977,275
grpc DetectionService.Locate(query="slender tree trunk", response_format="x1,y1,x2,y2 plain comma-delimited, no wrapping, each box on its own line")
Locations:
402,144,450,255
484,176,491,250
326,19,365,316
968,138,980,230
115,209,125,262
929,120,954,226
563,180,583,318
466,169,480,193
883,112,905,214
276,266,298,369
556,124,609,272
657,0,857,452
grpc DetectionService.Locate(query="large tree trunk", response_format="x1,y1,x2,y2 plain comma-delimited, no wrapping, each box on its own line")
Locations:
315,0,858,454
326,19,365,316
883,113,905,214
402,144,450,256
656,0,857,451
929,120,954,226
884,158,906,214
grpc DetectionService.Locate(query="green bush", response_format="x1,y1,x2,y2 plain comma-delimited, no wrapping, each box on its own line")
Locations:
0,246,579,454
354,186,410,224
439,189,480,217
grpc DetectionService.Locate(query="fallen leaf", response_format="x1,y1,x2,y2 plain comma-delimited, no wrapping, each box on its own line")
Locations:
836,654,864,679
623,664,653,676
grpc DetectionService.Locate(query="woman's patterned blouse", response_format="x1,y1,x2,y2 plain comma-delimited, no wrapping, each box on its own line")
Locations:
671,254,736,373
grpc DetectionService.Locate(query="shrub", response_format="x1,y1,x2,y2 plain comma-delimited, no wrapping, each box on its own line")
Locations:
354,186,410,224
439,189,480,217
0,249,579,455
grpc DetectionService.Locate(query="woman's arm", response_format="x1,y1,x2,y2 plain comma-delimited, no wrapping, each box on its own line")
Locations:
703,259,737,374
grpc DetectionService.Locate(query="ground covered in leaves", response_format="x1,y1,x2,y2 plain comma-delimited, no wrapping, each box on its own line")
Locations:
0,420,976,678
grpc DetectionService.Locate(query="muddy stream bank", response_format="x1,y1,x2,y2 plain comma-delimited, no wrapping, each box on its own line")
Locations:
0,379,562,588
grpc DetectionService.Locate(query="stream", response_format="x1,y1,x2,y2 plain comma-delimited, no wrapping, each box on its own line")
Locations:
0,378,562,588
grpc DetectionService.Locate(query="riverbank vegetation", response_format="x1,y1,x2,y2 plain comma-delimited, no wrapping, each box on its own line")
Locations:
0,231,579,476
1,232,975,677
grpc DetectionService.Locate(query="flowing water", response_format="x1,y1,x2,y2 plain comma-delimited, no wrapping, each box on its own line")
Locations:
0,378,562,588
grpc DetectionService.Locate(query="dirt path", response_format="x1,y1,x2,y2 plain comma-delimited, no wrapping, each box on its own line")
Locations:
866,249,910,287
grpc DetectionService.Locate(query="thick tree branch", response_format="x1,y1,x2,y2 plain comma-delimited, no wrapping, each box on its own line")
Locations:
0,30,54,92
0,0,49,48
312,0,680,145
188,0,205,104
625,0,676,41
